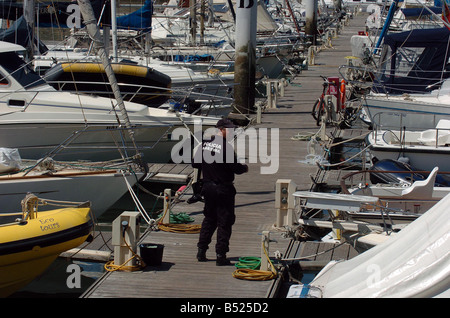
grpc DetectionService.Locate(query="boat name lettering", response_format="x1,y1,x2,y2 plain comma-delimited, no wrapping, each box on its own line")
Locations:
39,219,61,231
39,218,55,224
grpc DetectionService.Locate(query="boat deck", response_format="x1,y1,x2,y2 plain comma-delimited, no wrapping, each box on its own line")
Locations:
81,12,368,299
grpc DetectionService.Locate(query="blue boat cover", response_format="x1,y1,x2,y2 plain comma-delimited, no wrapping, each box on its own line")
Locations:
400,6,442,17
372,27,450,94
116,0,153,31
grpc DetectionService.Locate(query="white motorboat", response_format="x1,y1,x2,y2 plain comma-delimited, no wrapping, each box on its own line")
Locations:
0,41,218,162
344,167,450,224
366,116,450,171
291,192,450,298
360,27,450,125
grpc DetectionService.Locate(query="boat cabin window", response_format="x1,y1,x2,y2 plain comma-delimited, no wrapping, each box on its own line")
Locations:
0,52,46,89
392,47,425,78
0,71,9,85
375,44,445,94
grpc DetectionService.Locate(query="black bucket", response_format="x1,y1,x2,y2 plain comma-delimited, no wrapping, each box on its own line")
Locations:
139,243,164,266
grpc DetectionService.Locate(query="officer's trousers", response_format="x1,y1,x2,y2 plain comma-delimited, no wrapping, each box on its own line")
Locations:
197,182,236,255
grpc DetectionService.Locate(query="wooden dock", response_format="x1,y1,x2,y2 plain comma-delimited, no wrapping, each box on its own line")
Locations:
81,11,368,299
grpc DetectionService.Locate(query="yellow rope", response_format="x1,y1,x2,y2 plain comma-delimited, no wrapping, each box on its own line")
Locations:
158,222,202,234
232,241,278,281
104,233,146,272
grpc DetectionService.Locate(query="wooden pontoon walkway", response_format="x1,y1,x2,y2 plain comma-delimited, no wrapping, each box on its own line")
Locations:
82,11,368,299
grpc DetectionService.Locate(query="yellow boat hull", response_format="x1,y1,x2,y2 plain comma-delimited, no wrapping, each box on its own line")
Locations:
0,206,93,297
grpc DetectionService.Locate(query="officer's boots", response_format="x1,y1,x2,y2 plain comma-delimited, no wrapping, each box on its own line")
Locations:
197,248,207,262
216,254,231,266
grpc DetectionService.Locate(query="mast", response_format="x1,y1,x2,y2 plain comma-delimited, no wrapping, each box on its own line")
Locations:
111,0,118,62
373,0,400,54
23,0,35,60
76,0,139,157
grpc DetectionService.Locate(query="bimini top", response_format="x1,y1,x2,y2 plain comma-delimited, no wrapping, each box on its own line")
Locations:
372,27,450,95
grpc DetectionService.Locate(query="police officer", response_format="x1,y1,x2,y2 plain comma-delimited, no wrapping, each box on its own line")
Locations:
193,118,248,265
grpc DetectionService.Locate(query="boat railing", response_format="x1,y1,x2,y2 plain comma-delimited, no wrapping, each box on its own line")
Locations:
371,112,450,148
339,169,450,195
339,63,450,96
293,190,402,235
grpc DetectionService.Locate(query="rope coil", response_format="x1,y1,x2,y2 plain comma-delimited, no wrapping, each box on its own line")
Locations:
232,242,278,281
157,200,201,234
104,233,146,272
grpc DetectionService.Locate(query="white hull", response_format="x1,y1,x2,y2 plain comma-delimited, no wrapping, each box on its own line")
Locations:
0,122,176,162
0,82,217,162
368,141,450,171
363,94,450,127
367,129,450,171
0,170,144,218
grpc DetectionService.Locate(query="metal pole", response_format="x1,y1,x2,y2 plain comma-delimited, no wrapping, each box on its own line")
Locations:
111,0,118,62
23,0,35,59
77,0,139,155
233,0,257,115
304,0,318,45
190,0,197,45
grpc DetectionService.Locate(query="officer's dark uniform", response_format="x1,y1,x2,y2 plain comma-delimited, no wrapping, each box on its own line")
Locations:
192,119,248,265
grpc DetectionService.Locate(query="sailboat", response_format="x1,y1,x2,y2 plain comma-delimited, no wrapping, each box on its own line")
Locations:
0,149,145,218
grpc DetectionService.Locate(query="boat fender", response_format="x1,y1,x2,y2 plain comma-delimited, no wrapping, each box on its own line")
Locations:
340,79,346,109
208,68,221,77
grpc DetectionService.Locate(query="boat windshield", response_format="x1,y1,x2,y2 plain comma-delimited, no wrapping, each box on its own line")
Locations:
0,52,46,89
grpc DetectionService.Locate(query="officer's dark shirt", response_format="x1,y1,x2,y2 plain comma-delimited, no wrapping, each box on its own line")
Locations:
192,135,247,184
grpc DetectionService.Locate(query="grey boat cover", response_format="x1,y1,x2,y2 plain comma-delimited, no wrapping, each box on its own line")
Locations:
309,193,450,297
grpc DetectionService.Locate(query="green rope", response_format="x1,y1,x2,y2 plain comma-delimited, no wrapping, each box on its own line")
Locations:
157,211,194,224
234,257,261,270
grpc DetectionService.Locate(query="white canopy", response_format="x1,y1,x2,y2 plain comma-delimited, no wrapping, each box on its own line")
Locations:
309,193,450,297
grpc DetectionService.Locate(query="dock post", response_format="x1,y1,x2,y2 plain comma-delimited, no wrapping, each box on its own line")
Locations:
275,179,297,227
260,231,270,271
256,103,262,123
279,78,286,97
308,46,316,66
162,188,171,224
266,80,273,108
111,211,141,269
272,80,278,108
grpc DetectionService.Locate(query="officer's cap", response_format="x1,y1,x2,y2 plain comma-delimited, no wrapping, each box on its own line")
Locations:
216,118,236,129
